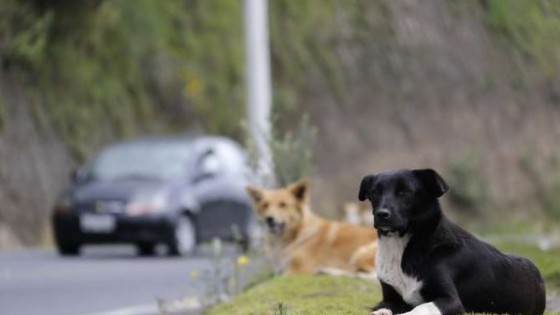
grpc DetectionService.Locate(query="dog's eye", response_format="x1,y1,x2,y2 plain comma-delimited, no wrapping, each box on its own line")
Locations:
262,202,269,208
279,202,287,208
396,189,411,197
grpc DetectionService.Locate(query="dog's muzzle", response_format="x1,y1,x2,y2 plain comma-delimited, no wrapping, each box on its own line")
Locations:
374,208,396,232
265,216,285,234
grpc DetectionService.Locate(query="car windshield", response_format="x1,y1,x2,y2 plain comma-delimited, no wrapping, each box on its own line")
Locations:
89,141,191,181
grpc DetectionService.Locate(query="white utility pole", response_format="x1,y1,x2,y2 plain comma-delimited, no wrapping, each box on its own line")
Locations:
244,0,274,186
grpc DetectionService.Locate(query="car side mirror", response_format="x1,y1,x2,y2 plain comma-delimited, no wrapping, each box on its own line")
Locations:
193,149,220,183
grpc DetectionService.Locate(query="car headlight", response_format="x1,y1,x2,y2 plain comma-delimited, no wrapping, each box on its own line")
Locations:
125,191,168,216
53,197,72,213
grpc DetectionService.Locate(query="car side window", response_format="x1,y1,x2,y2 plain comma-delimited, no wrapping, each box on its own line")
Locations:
200,151,221,175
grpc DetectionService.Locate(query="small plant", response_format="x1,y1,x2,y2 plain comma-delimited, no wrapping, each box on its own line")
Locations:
244,114,317,186
274,302,289,315
445,153,490,214
271,114,317,186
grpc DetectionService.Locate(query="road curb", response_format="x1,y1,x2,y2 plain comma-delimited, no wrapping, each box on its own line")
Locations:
81,297,204,315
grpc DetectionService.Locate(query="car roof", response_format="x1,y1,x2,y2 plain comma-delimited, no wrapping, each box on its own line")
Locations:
105,135,245,154
110,135,192,148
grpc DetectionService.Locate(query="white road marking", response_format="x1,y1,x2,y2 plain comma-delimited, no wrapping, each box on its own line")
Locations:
81,297,203,315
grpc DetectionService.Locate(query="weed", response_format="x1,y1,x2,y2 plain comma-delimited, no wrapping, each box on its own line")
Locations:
274,302,289,315
271,115,317,186
244,114,317,187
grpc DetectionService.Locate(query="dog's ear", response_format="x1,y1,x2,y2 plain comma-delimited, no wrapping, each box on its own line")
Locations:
359,175,376,201
289,178,309,203
246,185,263,203
414,169,449,198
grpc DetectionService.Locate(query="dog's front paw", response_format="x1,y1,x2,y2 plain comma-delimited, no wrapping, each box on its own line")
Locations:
370,308,393,315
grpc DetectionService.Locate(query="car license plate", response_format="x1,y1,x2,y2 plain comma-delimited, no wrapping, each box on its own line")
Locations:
80,214,116,233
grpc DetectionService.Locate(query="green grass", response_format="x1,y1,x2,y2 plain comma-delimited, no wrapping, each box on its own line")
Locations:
206,239,559,315
206,275,378,315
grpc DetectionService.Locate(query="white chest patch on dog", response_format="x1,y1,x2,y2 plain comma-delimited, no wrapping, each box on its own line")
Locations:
376,233,424,306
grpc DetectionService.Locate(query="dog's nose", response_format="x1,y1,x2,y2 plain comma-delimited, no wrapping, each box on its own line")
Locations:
265,216,275,227
375,209,391,221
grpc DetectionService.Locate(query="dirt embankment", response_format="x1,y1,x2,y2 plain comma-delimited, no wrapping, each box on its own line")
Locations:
0,70,73,247
306,0,560,218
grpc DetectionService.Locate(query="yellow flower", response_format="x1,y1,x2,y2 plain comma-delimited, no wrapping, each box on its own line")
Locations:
184,77,202,98
182,296,200,308
237,255,250,268
190,270,199,279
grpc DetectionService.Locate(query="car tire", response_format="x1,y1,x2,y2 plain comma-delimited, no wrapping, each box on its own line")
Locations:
137,242,156,256
239,237,251,253
56,242,80,256
168,216,196,256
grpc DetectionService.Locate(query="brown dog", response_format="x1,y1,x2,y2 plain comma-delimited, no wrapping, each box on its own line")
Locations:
246,179,377,276
340,201,374,226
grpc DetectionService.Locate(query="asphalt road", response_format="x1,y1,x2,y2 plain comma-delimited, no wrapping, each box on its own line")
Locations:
0,245,241,315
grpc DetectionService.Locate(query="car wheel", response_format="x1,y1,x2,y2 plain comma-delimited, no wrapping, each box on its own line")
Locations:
137,242,155,256
238,238,250,253
56,242,80,256
169,216,196,256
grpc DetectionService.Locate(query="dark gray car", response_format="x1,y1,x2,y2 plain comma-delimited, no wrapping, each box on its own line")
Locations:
51,135,255,256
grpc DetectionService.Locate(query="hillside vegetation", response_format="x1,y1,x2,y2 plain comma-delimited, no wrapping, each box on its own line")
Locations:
1,0,560,245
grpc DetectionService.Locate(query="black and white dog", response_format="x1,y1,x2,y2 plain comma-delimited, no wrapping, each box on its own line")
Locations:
359,169,546,315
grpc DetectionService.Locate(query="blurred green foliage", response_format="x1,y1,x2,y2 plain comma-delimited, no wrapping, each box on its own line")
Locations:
0,0,52,68
0,0,247,158
269,0,390,121
0,0,371,160
446,153,490,214
4,0,558,168
486,0,560,77
269,0,338,113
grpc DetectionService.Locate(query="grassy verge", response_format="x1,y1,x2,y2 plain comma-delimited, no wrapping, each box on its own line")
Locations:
206,240,559,315
206,275,378,315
